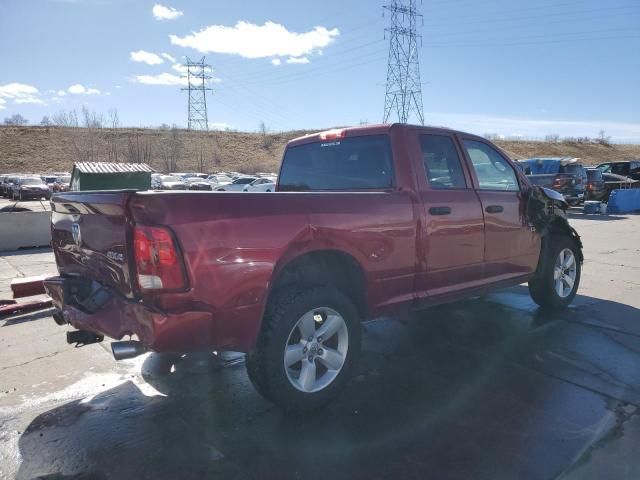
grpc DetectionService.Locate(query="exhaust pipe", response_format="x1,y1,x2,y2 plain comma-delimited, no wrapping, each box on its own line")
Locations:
111,340,147,360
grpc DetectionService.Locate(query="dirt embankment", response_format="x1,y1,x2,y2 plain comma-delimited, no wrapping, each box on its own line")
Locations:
1,125,638,174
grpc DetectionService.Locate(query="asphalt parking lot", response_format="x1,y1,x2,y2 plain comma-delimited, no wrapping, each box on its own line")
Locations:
1,212,639,480
0,198,51,212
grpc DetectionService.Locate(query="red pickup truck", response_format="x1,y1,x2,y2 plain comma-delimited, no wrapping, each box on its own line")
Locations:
45,124,582,410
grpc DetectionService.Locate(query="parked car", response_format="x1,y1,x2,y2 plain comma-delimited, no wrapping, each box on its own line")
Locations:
11,176,51,200
243,177,277,192
154,175,187,190
52,175,71,193
597,161,640,181
585,168,606,201
44,124,583,411
206,174,233,186
41,175,58,190
185,177,213,191
1,174,19,197
519,157,587,205
215,176,257,191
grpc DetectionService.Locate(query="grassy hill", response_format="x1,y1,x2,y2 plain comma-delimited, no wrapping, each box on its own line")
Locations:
1,125,639,174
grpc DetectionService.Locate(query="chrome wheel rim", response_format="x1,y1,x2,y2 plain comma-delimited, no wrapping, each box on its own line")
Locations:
284,307,349,393
554,248,577,298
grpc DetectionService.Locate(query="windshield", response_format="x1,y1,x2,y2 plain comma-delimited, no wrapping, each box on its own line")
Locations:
160,176,182,182
21,177,44,185
279,135,394,191
520,159,560,175
58,176,71,183
233,178,256,185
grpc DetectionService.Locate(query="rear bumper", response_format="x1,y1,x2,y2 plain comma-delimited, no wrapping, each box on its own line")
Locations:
44,276,214,353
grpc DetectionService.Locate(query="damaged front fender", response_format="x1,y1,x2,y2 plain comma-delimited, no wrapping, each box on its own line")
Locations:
526,186,584,271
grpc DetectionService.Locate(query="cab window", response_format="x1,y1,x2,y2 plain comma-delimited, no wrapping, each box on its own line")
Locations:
419,134,467,189
463,140,519,191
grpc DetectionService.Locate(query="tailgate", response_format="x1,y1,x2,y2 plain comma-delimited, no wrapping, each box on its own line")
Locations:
50,191,136,298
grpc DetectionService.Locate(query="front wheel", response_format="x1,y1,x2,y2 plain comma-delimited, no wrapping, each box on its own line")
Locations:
529,235,581,309
246,286,361,411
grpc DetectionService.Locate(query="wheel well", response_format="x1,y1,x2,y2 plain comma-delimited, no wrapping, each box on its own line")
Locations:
536,216,583,276
269,250,368,319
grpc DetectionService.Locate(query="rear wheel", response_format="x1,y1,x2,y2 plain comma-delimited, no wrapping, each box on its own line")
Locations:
246,286,361,411
529,235,581,309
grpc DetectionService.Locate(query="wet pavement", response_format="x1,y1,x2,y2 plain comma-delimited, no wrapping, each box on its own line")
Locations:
1,213,640,480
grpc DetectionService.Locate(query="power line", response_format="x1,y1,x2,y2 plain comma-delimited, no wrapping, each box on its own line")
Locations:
383,0,424,125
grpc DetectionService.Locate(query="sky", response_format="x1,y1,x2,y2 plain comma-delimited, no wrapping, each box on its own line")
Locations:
0,0,639,141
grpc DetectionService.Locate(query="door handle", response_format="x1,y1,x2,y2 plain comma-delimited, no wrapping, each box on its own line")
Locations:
485,205,504,213
429,206,451,216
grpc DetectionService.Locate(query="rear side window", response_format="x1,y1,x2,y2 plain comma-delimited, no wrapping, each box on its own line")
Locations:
279,135,394,191
611,163,631,175
419,134,467,189
463,140,519,191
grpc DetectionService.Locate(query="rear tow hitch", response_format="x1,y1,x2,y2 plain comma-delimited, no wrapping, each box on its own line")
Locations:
111,341,147,361
67,330,104,347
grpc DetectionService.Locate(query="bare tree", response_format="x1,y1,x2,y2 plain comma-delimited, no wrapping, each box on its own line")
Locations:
259,121,274,149
159,126,182,172
106,108,120,162
3,114,28,125
40,115,52,126
596,130,611,146
125,132,152,164
544,134,560,143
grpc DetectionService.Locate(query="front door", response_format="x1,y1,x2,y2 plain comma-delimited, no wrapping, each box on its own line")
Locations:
460,137,540,279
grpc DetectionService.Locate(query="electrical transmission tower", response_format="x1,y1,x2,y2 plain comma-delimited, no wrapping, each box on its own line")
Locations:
383,0,424,125
181,57,212,130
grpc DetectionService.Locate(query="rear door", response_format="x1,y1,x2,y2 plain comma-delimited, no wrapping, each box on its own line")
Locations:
459,137,540,279
410,129,486,299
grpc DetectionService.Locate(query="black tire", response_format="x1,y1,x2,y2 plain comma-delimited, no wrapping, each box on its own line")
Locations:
246,286,361,411
529,235,581,310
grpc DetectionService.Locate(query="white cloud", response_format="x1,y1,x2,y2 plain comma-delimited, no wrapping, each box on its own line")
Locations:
68,84,101,95
130,50,164,65
271,58,281,66
169,21,339,59
57,90,66,96
161,52,176,63
0,98,6,110
0,82,45,105
133,73,187,86
153,4,183,20
286,56,310,64
171,63,189,73
115,85,122,89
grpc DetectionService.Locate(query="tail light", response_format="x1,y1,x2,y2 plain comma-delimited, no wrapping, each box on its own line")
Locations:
552,177,563,189
133,225,187,292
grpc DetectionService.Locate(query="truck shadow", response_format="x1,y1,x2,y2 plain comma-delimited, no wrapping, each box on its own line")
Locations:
15,287,640,480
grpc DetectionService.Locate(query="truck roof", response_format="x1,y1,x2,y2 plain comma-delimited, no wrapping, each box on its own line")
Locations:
287,123,476,147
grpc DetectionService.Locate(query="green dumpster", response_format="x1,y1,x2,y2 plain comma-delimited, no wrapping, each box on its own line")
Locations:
70,162,154,191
